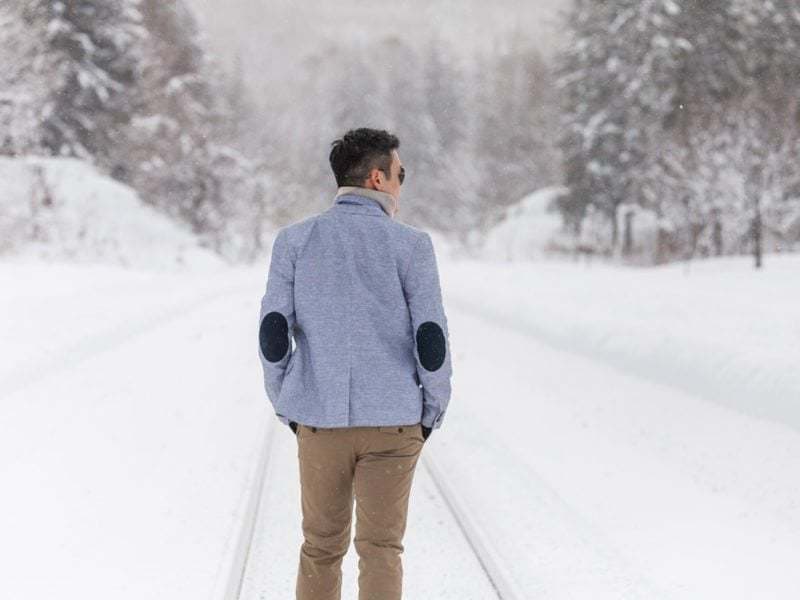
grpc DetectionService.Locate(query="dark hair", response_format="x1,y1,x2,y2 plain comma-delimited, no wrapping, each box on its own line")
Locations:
329,128,400,187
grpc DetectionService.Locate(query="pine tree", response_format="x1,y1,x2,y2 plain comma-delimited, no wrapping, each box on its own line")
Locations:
22,0,145,171
421,38,483,241
0,4,48,155
554,0,763,261
744,0,800,258
554,0,620,243
377,36,450,230
472,33,561,238
127,0,260,259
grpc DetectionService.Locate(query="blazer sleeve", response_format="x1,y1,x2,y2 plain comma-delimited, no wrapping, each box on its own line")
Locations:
402,232,453,429
258,229,296,427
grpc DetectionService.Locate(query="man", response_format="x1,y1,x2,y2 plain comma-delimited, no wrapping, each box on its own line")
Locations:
257,127,453,600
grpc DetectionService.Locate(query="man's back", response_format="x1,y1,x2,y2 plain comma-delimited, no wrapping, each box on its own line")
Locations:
258,190,452,431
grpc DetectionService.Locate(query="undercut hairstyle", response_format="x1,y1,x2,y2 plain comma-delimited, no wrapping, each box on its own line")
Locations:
329,128,400,187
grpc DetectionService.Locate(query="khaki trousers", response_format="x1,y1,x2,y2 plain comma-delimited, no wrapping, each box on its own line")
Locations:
295,423,425,600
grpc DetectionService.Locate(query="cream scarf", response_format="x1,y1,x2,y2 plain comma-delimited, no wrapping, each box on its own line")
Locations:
335,186,398,219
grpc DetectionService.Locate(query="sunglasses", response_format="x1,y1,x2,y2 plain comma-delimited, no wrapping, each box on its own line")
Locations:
398,165,405,185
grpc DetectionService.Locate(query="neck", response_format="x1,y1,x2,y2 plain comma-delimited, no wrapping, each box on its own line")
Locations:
335,186,397,218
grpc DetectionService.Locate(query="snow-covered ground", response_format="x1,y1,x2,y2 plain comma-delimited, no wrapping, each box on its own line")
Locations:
0,261,265,598
444,253,800,430
481,186,568,261
2,251,799,599
435,265,800,599
0,157,221,269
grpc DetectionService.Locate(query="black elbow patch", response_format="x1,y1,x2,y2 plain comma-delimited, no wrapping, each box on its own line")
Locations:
260,311,289,362
416,321,446,371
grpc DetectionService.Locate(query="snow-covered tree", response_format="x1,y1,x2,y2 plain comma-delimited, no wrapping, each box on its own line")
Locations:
0,4,48,155
253,30,562,245
421,38,483,241
474,34,561,236
555,0,800,264
125,0,261,260
553,0,620,241
22,0,145,171
1,0,265,262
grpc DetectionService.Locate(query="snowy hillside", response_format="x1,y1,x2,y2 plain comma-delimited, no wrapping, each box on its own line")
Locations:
481,186,568,261
0,157,222,270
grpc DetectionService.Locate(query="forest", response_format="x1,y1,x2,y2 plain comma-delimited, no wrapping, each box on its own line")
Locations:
1,0,798,266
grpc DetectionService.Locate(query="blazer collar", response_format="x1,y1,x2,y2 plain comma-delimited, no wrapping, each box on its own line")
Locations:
333,186,397,218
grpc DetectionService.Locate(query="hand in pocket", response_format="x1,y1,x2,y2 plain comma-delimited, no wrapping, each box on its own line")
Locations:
421,424,432,441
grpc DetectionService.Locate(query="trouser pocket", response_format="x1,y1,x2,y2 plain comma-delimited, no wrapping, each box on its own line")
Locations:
377,423,424,445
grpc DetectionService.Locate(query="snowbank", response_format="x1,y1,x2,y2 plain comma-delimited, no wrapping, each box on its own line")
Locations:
481,186,568,261
441,253,800,431
0,156,222,270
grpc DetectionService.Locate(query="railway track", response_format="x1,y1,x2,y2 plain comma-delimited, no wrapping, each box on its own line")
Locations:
214,416,277,600
420,451,524,600
223,423,523,600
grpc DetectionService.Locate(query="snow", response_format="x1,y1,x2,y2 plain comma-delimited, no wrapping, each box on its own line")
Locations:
238,419,500,599
481,186,568,261
0,157,222,270
434,286,800,598
443,254,800,431
2,248,799,599
0,262,264,599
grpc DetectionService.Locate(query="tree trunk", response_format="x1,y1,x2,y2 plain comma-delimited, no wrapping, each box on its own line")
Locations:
712,212,723,256
753,193,763,269
622,210,634,257
610,205,619,255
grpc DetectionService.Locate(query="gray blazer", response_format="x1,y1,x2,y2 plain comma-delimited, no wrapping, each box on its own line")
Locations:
258,190,452,431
